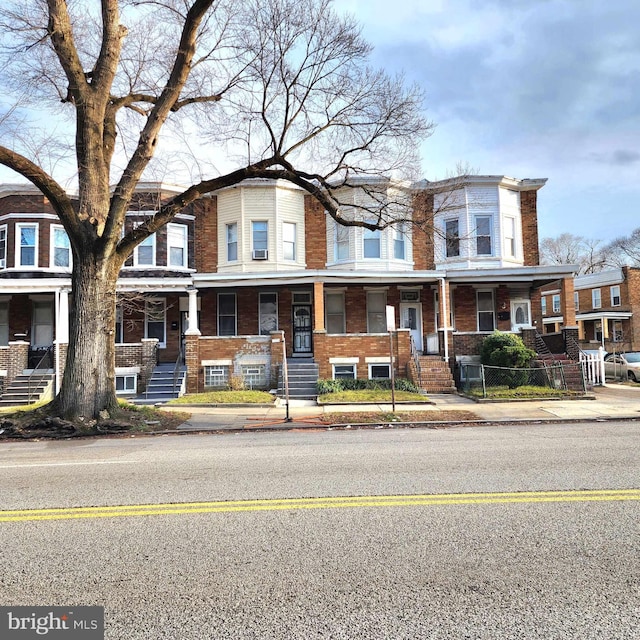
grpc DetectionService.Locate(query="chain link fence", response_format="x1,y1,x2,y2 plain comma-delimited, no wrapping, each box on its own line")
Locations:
460,363,586,398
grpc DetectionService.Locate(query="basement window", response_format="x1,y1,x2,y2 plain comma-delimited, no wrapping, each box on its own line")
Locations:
115,374,137,395
333,364,356,380
205,366,229,388
241,365,267,389
369,364,391,379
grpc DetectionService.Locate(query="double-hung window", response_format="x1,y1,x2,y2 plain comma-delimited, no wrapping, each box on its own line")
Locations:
283,222,296,261
592,289,602,309
335,223,349,260
445,219,460,258
541,297,547,316
252,221,268,258
504,217,516,258
393,223,406,260
226,223,238,262
574,291,580,311
477,290,495,331
17,223,38,267
218,293,237,336
367,291,387,333
552,294,561,314
134,224,155,266
167,224,187,268
363,223,381,259
610,285,621,307
475,216,492,256
0,225,7,268
325,292,345,334
52,225,71,268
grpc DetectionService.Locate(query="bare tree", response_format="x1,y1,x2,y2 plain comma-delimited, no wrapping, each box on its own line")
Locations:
0,0,431,421
603,228,640,268
540,233,608,275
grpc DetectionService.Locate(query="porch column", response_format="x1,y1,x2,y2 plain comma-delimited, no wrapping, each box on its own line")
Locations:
438,278,450,363
313,281,325,331
185,287,201,336
560,277,576,327
55,288,70,394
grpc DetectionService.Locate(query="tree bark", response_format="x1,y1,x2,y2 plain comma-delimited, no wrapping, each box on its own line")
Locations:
51,250,121,421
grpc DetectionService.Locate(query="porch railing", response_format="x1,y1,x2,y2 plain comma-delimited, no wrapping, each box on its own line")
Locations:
26,346,54,404
409,334,422,382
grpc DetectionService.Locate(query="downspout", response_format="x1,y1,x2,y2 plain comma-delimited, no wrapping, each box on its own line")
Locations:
439,277,449,364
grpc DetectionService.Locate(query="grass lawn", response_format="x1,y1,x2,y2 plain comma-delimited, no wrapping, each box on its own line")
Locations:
168,390,276,404
318,389,430,403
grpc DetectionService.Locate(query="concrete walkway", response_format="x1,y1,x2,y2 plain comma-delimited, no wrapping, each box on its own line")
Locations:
166,383,640,432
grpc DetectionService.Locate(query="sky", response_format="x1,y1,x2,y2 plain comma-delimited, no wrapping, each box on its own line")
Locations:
336,0,640,242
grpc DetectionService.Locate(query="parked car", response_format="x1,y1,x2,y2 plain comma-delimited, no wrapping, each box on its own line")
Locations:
603,352,640,382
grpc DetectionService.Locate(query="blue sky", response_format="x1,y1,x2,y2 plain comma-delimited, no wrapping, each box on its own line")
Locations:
336,0,640,242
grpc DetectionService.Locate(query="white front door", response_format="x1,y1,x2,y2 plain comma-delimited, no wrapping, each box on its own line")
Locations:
510,300,532,331
400,303,423,351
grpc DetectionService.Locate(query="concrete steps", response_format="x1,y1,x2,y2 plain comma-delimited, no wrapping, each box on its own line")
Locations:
0,372,55,407
133,362,186,405
278,359,319,400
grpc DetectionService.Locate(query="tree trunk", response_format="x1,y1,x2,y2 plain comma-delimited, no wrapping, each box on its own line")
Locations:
52,251,121,421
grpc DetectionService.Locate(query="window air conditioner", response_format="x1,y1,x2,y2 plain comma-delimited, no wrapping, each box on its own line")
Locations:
252,249,268,260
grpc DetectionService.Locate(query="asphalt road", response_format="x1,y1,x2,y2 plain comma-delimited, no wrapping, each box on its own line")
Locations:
1,422,639,639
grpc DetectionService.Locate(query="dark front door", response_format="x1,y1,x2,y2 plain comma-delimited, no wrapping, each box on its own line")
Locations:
292,305,312,354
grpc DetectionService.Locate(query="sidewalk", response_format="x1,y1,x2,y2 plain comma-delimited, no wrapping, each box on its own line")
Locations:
166,383,640,432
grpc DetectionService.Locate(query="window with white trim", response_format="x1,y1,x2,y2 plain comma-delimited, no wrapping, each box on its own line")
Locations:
52,225,71,269
393,223,406,260
363,223,381,259
259,292,278,335
283,222,296,261
541,297,547,316
252,221,268,253
145,299,166,347
574,291,579,311
333,364,356,379
205,366,230,388
17,223,38,267
477,290,495,331
369,363,391,379
367,291,387,333
167,223,187,268
218,292,237,336
134,226,155,266
335,223,349,260
475,215,492,256
610,285,621,307
552,294,561,314
612,320,623,342
445,219,460,258
592,288,601,309
226,223,238,262
0,225,7,268
504,217,516,258
115,374,137,395
115,306,123,344
325,292,345,334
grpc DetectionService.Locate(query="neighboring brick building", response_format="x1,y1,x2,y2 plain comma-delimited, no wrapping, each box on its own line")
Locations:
0,175,577,397
538,267,640,353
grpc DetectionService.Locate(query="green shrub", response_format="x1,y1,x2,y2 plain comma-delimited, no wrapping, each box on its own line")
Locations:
480,332,535,389
317,377,419,394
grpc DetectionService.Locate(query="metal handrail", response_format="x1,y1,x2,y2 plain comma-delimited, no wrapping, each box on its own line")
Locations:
534,331,554,358
409,334,422,383
172,340,185,396
26,346,54,403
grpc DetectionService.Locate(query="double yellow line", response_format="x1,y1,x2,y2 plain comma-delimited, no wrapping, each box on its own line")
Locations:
1,489,639,523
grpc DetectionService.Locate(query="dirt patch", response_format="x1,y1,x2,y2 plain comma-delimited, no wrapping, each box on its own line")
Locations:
0,406,190,440
320,410,480,425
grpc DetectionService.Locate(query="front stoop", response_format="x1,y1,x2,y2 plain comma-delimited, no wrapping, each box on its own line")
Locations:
534,355,586,392
0,372,55,407
408,356,457,394
278,358,319,401
133,362,186,405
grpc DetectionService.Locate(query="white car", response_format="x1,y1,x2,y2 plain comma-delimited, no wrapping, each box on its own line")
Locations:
603,352,640,382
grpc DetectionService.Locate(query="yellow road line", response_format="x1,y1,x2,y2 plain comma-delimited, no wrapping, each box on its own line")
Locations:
1,489,639,523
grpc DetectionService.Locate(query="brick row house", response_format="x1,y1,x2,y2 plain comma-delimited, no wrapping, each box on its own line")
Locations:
538,267,640,353
0,175,577,401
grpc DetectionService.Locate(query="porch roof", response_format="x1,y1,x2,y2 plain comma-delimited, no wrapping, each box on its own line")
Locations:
444,264,576,285
193,269,446,288
577,311,633,321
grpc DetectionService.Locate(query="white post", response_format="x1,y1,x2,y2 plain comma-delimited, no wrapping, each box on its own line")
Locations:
185,287,201,336
439,278,449,364
598,346,606,386
55,288,70,394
